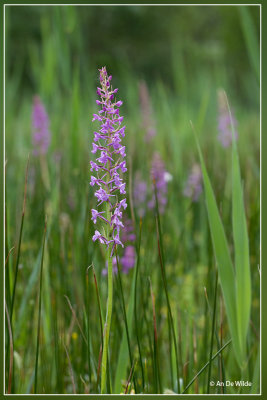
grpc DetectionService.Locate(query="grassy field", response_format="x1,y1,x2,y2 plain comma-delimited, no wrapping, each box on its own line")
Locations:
4,5,260,395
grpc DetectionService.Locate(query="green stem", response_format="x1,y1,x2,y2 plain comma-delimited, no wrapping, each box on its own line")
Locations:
101,244,113,394
134,219,145,391
154,185,180,393
115,251,137,393
182,339,232,394
34,219,47,393
207,270,218,394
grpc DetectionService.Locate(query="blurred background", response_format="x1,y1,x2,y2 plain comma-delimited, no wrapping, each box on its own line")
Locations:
6,6,259,102
5,5,260,395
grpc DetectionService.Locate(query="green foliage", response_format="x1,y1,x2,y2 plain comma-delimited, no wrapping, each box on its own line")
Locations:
194,93,252,370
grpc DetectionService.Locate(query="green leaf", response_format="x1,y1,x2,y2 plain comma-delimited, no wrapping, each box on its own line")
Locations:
230,98,251,366
238,7,260,84
250,345,260,394
194,127,243,367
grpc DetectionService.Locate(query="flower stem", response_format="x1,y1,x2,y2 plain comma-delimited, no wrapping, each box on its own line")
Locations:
101,220,113,394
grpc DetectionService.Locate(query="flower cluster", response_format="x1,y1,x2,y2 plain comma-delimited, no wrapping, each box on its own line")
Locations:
90,67,127,255
139,80,156,142
217,89,238,148
183,163,203,202
148,152,171,214
32,96,51,156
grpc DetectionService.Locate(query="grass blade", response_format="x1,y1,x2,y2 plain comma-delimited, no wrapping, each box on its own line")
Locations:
34,218,47,393
250,345,260,394
134,219,145,391
63,342,76,394
192,121,243,367
115,250,137,393
183,339,232,394
5,170,11,311
114,264,135,393
238,7,260,83
226,92,251,367
14,241,44,339
64,295,88,345
154,184,180,393
149,278,162,394
5,303,13,394
10,156,29,322
204,288,226,394
85,270,91,387
124,361,136,394
206,270,218,394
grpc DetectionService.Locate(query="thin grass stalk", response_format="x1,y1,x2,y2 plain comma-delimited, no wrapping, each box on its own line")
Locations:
144,283,154,386
207,270,218,394
96,346,102,391
201,239,213,385
149,278,162,394
10,156,29,322
193,322,199,393
5,162,11,310
5,303,13,394
182,339,232,394
137,277,153,392
154,184,180,393
5,246,14,388
5,247,14,267
168,313,174,389
136,225,153,384
34,218,47,394
134,218,145,391
114,250,137,393
64,295,88,345
219,294,226,394
184,325,190,387
177,309,183,384
144,358,149,393
124,361,136,394
204,286,226,393
63,343,76,394
85,271,91,388
5,203,11,311
52,297,63,393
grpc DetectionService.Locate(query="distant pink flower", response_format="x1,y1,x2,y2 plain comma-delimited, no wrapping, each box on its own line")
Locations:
133,172,147,218
139,80,156,142
183,164,202,202
32,96,51,156
149,152,170,214
121,245,135,272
